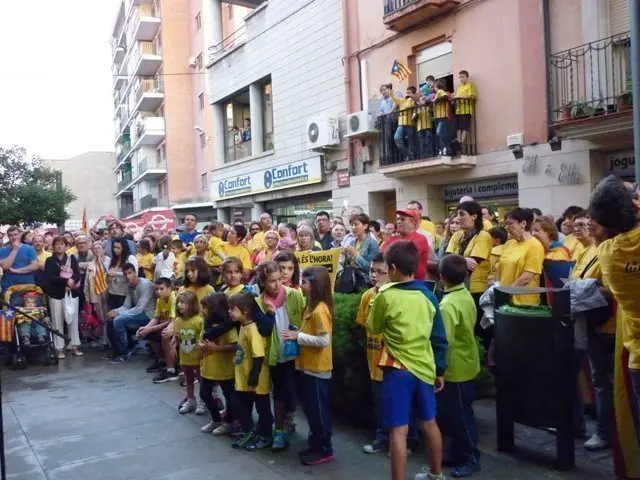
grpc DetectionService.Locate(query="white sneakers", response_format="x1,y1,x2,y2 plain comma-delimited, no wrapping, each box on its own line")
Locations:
195,400,206,415
584,433,610,451
200,421,220,433
414,467,446,480
178,399,196,414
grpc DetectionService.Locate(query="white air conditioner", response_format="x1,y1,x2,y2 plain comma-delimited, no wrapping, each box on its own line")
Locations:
345,110,378,138
306,115,340,150
188,56,197,68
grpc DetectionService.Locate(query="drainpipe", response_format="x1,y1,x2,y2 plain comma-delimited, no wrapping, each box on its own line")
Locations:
542,0,553,128
342,0,357,173
631,0,640,181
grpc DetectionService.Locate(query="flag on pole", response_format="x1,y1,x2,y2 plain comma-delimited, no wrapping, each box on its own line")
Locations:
94,260,108,296
81,207,88,234
391,59,412,81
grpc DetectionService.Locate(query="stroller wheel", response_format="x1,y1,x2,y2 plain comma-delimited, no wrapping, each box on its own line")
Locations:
47,346,59,366
12,353,26,370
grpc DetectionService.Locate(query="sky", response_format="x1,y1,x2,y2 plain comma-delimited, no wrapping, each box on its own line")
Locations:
0,0,119,160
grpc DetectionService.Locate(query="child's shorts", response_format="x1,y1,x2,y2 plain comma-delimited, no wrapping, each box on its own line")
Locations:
456,114,472,131
381,368,436,428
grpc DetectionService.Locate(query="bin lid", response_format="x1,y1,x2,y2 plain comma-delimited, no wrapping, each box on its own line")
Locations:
497,304,553,317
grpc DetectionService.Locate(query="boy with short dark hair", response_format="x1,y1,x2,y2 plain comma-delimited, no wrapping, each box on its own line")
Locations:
368,241,448,480
453,70,477,150
433,80,452,157
438,255,481,477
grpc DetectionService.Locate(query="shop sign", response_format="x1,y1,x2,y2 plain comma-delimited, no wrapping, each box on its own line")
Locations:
212,157,323,201
443,177,519,202
337,169,350,187
605,150,635,178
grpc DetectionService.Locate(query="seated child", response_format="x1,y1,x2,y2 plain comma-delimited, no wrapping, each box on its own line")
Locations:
16,292,48,345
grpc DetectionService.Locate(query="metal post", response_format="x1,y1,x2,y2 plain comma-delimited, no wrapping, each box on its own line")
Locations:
631,0,640,181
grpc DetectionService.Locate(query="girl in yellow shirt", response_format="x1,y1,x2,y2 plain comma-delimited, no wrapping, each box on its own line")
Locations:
220,257,246,297
179,257,215,306
136,238,155,280
281,266,334,465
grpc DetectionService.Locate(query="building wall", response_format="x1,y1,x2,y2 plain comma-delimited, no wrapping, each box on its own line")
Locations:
43,152,118,225
207,0,346,209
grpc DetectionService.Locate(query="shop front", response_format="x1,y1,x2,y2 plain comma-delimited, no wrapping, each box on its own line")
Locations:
604,150,635,181
211,156,332,225
443,177,519,221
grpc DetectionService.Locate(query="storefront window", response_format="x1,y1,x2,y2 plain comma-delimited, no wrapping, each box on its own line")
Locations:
266,194,333,225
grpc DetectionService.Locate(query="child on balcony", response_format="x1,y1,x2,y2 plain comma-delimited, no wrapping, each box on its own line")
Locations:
453,70,477,153
433,80,453,157
391,86,419,161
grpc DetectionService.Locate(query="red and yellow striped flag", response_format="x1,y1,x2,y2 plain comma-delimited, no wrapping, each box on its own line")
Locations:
81,207,88,235
94,260,108,296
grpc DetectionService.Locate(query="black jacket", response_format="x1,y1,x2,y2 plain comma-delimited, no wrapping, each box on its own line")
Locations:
44,254,81,300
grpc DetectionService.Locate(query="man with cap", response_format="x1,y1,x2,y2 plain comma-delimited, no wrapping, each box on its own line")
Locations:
381,209,429,280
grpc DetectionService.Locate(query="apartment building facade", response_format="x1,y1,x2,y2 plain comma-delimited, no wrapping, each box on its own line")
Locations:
205,0,347,225
335,0,633,221
110,0,246,226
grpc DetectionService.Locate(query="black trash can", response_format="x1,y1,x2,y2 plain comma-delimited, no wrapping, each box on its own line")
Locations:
493,285,575,470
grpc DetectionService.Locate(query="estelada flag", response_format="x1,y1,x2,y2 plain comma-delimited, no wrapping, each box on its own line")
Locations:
391,59,412,81
81,207,88,235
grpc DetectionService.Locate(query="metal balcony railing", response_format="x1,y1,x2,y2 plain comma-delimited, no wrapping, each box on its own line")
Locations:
383,0,420,15
207,24,248,64
116,142,131,165
135,79,163,103
118,172,132,192
378,98,476,167
140,194,167,210
549,32,633,123
138,156,166,175
119,205,134,218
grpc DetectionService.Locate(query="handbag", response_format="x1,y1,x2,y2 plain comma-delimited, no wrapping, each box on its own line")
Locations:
59,255,73,279
283,325,300,358
63,291,79,325
579,255,613,329
334,266,367,294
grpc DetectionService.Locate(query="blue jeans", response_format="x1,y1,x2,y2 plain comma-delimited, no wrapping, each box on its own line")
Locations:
372,380,419,449
586,331,615,441
417,129,433,158
435,119,451,152
296,372,332,454
113,312,150,355
16,322,47,339
437,380,480,466
629,368,640,444
394,125,416,158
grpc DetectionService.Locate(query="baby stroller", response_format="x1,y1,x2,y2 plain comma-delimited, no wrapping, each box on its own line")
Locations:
0,284,58,369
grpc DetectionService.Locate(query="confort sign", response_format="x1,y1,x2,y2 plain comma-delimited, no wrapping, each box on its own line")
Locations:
212,157,323,201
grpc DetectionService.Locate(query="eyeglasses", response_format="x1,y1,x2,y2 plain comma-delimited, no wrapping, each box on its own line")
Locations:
573,221,589,228
370,268,388,276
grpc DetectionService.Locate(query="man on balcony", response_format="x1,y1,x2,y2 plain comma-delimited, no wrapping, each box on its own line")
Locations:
391,86,419,161
452,70,477,152
377,83,399,164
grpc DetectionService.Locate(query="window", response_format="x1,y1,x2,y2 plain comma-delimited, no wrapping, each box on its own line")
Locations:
158,178,167,199
263,82,274,151
195,52,203,71
199,132,206,149
223,94,251,162
200,172,208,191
194,11,202,30
198,92,205,110
228,4,233,19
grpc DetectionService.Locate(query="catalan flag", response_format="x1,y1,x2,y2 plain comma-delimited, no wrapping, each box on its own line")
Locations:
391,59,412,81
81,207,88,235
94,260,108,296
0,309,15,343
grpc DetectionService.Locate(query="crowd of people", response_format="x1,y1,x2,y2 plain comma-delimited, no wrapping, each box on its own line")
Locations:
0,174,639,479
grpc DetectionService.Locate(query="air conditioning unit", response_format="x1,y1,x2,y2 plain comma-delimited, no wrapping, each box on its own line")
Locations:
188,56,197,68
306,115,340,151
345,110,378,138
506,132,524,148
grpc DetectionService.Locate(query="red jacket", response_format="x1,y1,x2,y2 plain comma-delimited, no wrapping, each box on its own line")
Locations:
381,232,430,280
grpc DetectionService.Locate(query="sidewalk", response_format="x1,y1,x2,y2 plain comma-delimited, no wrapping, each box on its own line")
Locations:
1,351,612,479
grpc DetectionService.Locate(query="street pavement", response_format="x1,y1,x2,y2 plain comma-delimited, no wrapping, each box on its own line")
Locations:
1,350,613,479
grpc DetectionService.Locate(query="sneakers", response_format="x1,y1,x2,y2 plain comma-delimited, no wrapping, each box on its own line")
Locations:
212,422,230,436
179,399,196,414
102,352,114,360
246,435,272,451
195,400,206,415
37,336,48,345
201,421,221,433
232,431,254,449
584,433,611,451
153,369,180,384
299,449,335,466
271,430,289,452
109,352,132,365
146,360,165,373
362,440,386,454
283,415,296,435
57,350,66,359
414,467,446,480
451,462,480,478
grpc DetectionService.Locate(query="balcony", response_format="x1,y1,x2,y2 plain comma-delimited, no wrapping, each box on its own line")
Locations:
223,0,264,7
134,156,167,182
119,204,134,218
133,79,164,114
377,99,476,177
130,4,161,42
549,32,633,142
131,115,165,149
116,172,133,196
383,0,460,31
114,141,132,171
139,194,168,211
130,41,162,77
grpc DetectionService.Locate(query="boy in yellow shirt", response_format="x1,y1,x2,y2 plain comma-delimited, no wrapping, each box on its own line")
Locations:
433,80,452,156
453,70,477,148
171,238,189,284
136,238,155,281
207,221,226,284
390,86,418,160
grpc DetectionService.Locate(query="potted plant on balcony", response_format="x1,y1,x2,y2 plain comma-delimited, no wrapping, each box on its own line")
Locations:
570,101,593,119
559,103,573,121
616,79,633,112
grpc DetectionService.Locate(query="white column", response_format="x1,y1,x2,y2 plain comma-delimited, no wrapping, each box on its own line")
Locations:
251,202,265,220
216,208,229,224
249,83,264,156
212,103,225,167
203,0,223,54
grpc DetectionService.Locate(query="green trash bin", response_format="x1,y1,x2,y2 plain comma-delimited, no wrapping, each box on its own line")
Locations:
494,285,575,470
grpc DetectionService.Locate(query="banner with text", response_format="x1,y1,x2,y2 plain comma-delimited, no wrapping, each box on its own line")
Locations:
443,177,519,202
212,157,323,201
295,248,341,287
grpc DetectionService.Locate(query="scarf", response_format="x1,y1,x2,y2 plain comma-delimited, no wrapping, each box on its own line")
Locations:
264,285,286,309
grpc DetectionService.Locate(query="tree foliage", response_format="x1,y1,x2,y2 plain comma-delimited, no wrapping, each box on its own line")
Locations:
0,145,76,227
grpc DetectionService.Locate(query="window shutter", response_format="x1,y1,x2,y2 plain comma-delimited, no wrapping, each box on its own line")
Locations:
416,42,453,83
610,0,630,36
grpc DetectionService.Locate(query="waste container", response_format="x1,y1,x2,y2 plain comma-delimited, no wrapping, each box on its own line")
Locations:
493,285,575,470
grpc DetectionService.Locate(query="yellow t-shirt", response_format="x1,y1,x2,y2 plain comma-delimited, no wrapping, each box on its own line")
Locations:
178,284,214,304
446,230,493,293
498,237,545,306
221,243,252,271
599,228,640,368
356,287,383,382
391,91,416,126
489,244,503,283
249,231,267,253
419,219,436,236
433,89,450,119
455,82,477,115
483,219,493,231
201,326,238,381
137,252,155,280
207,236,225,267
155,293,176,323
37,250,52,267
416,104,432,131
224,284,245,297
297,302,333,374
174,251,188,278
564,234,585,258
175,315,203,367
234,322,270,394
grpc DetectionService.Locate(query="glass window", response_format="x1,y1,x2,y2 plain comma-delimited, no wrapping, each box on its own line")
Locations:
263,82,274,151
199,133,206,149
223,93,251,163
198,92,205,109
200,172,208,191
195,11,202,30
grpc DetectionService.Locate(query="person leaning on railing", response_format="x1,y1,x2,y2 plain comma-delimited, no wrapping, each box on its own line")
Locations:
377,84,399,165
390,85,419,160
452,70,477,150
